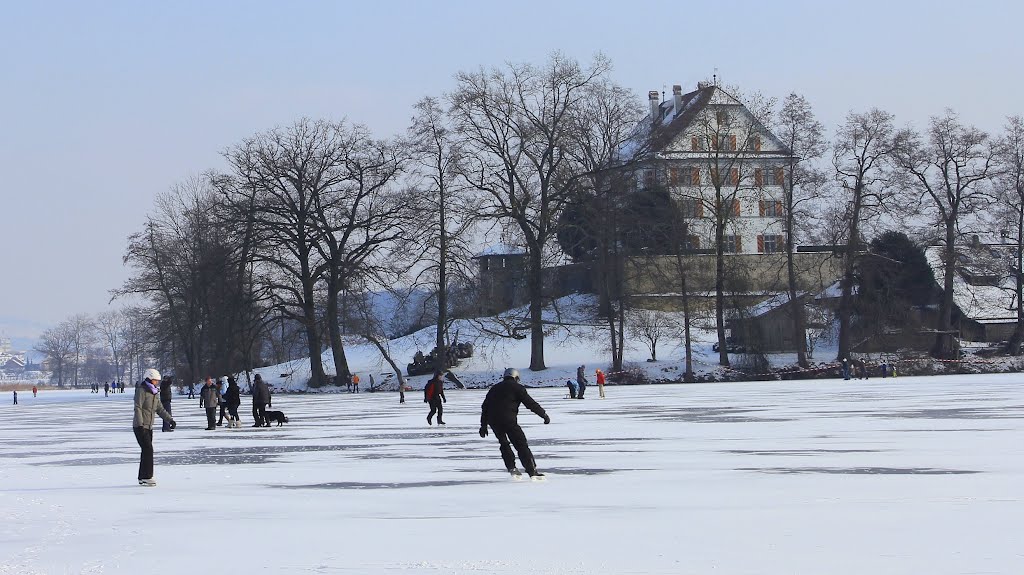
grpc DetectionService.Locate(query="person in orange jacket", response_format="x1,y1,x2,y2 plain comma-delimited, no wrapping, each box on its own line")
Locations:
595,368,606,399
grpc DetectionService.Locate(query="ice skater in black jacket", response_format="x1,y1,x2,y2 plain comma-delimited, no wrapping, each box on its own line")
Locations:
479,368,550,478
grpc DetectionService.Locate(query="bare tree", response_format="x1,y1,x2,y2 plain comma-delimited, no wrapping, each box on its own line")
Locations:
627,307,677,361
348,282,411,396
35,320,76,387
120,178,249,382
893,111,996,358
833,109,897,361
775,93,827,367
407,96,479,371
95,309,126,384
679,87,775,366
450,52,618,371
568,79,648,373
995,116,1024,354
316,128,408,383
67,313,95,387
221,120,338,386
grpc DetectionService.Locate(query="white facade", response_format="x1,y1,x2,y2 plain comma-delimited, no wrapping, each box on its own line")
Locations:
640,84,792,255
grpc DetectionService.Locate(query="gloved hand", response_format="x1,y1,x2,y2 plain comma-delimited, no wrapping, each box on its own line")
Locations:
169,419,177,430
442,397,446,403
479,425,488,438
543,414,550,424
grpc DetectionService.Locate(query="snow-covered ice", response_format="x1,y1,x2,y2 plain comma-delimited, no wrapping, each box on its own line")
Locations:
2,374,1022,574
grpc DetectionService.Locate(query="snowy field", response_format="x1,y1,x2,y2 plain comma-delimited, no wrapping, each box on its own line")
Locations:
2,374,1023,575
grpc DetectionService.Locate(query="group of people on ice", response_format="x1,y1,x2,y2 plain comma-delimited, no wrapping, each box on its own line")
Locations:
156,373,275,432
132,369,279,485
90,381,125,396
566,365,606,399
131,365,556,485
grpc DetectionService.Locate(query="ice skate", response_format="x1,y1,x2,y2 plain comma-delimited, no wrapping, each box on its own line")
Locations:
138,478,157,487
529,471,546,481
508,468,523,480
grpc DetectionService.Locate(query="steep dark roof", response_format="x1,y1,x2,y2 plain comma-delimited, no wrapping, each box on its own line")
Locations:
648,86,716,152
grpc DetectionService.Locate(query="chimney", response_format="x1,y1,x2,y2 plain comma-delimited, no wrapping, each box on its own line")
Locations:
649,90,660,122
672,85,683,117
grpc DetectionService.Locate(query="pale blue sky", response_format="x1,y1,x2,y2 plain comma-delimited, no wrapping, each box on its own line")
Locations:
1,0,1021,338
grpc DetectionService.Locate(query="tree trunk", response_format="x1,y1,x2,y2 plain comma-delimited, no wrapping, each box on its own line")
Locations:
528,249,546,371
435,194,449,372
932,221,958,359
1007,208,1024,355
838,186,863,362
301,280,327,387
326,277,351,385
784,163,809,367
714,223,729,366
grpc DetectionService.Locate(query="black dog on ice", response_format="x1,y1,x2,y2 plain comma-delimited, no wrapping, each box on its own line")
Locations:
263,411,289,426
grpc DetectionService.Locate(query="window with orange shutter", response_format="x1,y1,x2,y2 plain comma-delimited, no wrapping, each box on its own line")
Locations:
759,200,765,217
669,167,678,186
775,167,785,186
757,234,765,253
691,136,701,151
729,135,737,151
692,167,701,185
730,168,739,186
754,168,763,186
732,199,741,216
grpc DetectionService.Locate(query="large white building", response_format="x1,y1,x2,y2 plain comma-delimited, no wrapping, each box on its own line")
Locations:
638,82,792,255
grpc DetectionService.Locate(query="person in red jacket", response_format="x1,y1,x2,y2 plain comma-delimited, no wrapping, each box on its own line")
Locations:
424,370,446,425
595,368,606,399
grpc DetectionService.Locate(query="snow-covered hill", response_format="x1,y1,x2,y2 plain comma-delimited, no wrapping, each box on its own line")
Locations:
255,294,723,393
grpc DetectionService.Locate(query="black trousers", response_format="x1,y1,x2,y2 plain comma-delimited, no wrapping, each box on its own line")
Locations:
133,426,154,480
227,404,239,420
427,399,444,423
490,421,536,474
218,403,227,424
578,382,586,399
205,408,217,429
253,403,267,426
161,401,173,431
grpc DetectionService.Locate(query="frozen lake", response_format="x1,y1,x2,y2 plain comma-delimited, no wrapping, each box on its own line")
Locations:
2,374,1022,574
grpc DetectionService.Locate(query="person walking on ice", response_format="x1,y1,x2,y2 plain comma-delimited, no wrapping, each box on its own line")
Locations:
595,368,606,399
200,376,220,430
133,368,176,486
223,376,242,427
479,368,550,479
424,370,446,425
160,376,174,432
252,373,271,427
576,365,587,399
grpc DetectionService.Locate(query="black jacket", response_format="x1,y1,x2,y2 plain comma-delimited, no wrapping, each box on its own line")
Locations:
480,377,546,427
253,377,271,405
223,384,241,407
159,380,173,403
